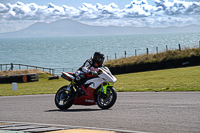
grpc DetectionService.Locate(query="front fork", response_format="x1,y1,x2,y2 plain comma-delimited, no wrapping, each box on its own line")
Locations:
100,84,113,95
96,84,112,99
63,80,77,92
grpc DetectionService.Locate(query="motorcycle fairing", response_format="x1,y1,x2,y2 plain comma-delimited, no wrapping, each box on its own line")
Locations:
73,85,96,105
99,67,117,83
84,77,104,89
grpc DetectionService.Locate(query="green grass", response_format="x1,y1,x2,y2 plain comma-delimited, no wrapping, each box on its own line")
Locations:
0,65,200,96
115,65,200,92
0,73,68,96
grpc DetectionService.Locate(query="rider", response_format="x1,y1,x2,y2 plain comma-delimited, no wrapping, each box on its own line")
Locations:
74,52,105,97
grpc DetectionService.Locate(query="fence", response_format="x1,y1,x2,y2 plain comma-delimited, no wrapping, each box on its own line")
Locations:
0,64,54,75
0,63,76,76
105,41,200,61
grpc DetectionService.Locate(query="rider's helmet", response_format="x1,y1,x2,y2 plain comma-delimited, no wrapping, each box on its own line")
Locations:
92,52,105,67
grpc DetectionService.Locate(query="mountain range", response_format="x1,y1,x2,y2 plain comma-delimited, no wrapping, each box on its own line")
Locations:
0,19,200,38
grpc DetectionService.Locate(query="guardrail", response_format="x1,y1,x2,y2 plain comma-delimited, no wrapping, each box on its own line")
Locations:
0,63,76,76
0,63,55,75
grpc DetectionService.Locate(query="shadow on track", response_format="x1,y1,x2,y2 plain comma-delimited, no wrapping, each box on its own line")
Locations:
45,108,103,112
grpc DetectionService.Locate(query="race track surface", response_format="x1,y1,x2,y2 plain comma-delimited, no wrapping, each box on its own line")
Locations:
0,92,200,133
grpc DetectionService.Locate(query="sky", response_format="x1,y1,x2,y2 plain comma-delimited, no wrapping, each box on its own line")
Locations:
0,0,200,33
0,0,156,8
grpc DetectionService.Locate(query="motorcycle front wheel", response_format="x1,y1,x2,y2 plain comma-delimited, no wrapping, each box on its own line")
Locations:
97,87,117,109
55,85,75,110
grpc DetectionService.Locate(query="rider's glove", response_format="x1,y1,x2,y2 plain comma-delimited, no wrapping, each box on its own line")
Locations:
93,71,98,76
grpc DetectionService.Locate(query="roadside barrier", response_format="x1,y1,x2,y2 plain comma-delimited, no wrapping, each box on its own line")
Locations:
0,74,38,83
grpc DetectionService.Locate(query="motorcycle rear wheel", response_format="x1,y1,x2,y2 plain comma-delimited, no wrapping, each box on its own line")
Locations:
55,85,74,110
97,87,117,109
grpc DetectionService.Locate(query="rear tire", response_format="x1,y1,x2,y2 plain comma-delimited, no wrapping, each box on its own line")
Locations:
97,87,117,109
55,85,74,110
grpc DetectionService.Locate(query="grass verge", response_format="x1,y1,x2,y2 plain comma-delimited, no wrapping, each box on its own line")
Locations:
115,65,200,92
0,65,200,96
0,73,67,96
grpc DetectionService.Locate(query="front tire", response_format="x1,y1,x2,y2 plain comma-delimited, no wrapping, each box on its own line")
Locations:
55,85,74,110
97,87,117,109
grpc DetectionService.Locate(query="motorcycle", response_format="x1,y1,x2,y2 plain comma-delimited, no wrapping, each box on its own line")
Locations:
55,66,117,110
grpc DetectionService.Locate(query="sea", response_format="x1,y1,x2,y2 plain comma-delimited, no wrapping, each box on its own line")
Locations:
0,32,200,75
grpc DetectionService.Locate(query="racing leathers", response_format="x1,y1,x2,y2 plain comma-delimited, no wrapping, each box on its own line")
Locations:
75,58,100,83
74,58,101,97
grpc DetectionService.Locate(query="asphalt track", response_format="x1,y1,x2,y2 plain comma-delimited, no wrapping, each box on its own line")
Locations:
0,92,200,133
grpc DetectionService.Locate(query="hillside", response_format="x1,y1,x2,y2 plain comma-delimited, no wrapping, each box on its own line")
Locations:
0,19,200,38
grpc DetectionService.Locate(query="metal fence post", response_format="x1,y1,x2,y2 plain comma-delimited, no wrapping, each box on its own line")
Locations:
156,47,158,54
135,49,137,56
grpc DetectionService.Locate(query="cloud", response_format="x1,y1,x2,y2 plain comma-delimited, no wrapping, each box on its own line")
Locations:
0,0,200,30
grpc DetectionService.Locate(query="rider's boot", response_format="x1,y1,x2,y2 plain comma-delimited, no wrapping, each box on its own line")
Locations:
77,84,85,98
73,79,85,98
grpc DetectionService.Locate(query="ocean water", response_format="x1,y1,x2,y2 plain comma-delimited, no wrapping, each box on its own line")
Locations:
0,32,200,74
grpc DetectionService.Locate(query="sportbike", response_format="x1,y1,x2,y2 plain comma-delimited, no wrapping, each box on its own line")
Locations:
55,66,117,109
